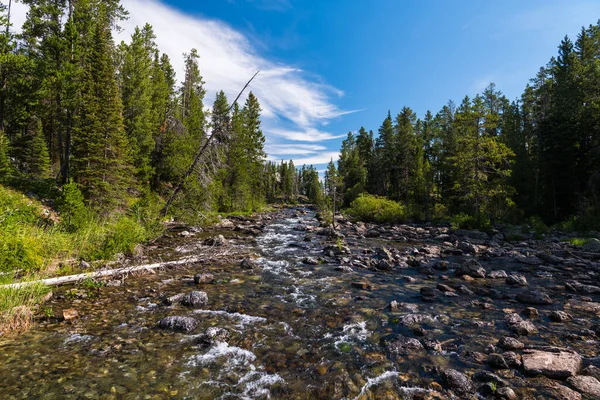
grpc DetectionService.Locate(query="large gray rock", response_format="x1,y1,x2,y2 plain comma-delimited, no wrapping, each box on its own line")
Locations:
181,291,208,307
566,281,600,295
522,350,582,379
516,289,553,305
567,375,600,398
158,316,198,332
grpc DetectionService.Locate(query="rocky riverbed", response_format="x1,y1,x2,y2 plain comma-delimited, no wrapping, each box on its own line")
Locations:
0,206,599,399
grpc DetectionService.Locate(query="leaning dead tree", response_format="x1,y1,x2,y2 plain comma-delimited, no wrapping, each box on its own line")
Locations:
160,71,260,217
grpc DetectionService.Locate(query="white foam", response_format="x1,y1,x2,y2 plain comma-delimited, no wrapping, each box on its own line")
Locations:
350,371,399,400
187,342,256,367
64,334,93,345
334,321,371,347
193,309,267,328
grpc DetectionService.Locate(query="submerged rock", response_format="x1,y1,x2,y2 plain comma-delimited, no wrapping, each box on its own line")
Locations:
382,334,425,356
203,327,230,343
193,273,214,284
522,350,582,379
158,316,198,332
567,375,600,398
516,289,553,305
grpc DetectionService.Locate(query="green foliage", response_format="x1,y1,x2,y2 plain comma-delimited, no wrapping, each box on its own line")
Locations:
58,181,88,233
0,130,13,182
346,194,405,224
86,216,146,260
567,237,588,247
450,212,492,231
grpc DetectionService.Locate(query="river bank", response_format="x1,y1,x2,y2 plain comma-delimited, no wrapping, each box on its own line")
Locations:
0,206,599,399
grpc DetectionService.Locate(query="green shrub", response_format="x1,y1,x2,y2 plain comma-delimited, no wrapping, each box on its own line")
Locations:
451,212,492,231
86,216,147,260
346,194,405,224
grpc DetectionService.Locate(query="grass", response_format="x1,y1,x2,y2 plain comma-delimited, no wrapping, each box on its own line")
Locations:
0,281,51,335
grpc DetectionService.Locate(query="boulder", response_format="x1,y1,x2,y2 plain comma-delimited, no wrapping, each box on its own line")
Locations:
158,316,198,332
181,291,208,307
505,313,538,335
522,350,582,379
240,258,256,269
497,336,525,351
506,274,528,286
549,310,572,323
488,270,508,279
455,259,486,279
441,369,474,396
567,375,600,398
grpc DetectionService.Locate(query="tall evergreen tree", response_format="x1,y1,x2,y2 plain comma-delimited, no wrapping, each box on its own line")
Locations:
70,11,134,211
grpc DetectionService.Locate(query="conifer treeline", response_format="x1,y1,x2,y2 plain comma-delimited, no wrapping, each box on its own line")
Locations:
333,23,600,227
0,1,315,216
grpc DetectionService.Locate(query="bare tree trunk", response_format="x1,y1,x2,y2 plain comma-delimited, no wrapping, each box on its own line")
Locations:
160,71,259,216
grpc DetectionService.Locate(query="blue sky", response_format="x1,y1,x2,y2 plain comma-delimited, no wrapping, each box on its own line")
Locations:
11,0,600,171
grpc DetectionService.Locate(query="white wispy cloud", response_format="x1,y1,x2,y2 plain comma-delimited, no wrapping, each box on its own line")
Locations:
268,127,347,142
9,0,351,165
268,151,339,166
265,144,327,156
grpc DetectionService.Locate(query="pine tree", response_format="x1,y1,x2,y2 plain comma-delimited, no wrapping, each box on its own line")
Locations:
120,24,157,183
70,11,134,211
23,116,51,178
242,92,266,210
0,129,12,183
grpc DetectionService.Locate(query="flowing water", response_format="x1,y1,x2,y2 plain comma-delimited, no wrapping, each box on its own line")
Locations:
0,207,598,399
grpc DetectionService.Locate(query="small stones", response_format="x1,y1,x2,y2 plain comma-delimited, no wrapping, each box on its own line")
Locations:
497,336,524,351
158,316,198,333
549,310,572,323
181,291,208,308
334,265,354,273
193,273,214,284
505,313,538,335
376,259,393,271
516,289,553,305
506,274,528,286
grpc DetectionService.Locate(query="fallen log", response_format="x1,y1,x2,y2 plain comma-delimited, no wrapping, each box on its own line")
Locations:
0,256,203,289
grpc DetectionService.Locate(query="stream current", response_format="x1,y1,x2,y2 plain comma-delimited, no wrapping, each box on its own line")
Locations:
0,207,599,399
